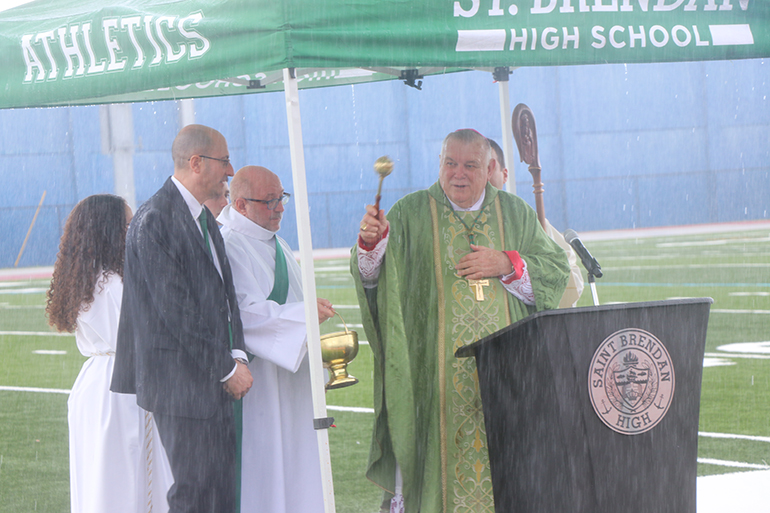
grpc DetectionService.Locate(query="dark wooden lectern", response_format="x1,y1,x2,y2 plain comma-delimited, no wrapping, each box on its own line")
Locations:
456,299,712,513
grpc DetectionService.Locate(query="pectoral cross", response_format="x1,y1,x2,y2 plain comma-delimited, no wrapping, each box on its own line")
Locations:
468,279,490,301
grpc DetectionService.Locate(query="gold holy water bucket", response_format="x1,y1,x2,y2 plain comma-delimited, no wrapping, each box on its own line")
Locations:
320,313,359,390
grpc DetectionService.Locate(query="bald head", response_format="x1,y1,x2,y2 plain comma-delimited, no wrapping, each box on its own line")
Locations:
231,166,273,200
232,166,286,232
172,124,220,170
171,124,233,203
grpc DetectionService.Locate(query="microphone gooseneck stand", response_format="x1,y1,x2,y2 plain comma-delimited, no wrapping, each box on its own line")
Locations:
563,228,603,306
587,270,600,306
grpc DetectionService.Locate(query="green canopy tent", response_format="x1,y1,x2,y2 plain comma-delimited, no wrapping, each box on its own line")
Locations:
2,0,768,108
2,1,768,511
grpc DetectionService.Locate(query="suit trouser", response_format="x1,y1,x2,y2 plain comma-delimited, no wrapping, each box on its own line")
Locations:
155,400,236,513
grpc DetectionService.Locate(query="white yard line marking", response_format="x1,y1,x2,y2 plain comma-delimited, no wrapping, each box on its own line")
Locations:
697,458,770,470
0,281,49,288
604,263,770,270
703,358,736,368
0,385,70,394
0,330,72,337
327,405,375,414
711,309,770,314
705,352,770,360
6,382,770,475
657,235,770,247
699,431,770,444
0,288,48,294
0,303,45,309
716,342,770,354
0,386,378,414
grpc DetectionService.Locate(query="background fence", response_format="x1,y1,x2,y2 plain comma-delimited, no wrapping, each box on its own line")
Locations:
0,58,767,267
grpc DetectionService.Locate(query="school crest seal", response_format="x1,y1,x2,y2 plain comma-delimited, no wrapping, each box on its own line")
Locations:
588,328,675,435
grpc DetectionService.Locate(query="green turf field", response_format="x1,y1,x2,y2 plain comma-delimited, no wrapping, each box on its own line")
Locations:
1,227,768,512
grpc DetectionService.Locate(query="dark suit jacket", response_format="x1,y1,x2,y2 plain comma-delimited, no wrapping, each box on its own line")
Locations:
112,177,245,419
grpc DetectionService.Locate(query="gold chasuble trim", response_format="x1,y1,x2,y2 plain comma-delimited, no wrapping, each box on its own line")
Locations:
429,195,448,513
431,193,510,513
494,196,512,325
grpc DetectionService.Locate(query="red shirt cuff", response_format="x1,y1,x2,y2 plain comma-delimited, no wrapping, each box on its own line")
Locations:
358,225,389,251
501,250,524,283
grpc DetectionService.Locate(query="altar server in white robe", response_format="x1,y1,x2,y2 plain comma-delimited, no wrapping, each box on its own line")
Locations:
218,166,335,513
46,194,172,513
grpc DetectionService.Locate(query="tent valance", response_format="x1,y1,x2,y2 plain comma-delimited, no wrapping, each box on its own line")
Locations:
1,0,767,109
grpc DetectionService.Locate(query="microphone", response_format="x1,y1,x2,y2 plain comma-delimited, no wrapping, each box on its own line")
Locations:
563,229,602,278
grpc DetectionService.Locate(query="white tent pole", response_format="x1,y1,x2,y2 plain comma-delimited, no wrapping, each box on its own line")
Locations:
282,67,337,513
178,98,196,127
497,75,516,194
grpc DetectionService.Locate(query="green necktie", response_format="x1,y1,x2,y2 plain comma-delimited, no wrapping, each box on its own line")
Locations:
198,209,211,255
267,237,289,305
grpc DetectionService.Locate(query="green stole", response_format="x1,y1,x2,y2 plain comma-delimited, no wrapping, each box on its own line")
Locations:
267,237,290,305
430,194,510,513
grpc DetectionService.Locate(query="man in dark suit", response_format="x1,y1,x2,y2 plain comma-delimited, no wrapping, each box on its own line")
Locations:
112,124,253,513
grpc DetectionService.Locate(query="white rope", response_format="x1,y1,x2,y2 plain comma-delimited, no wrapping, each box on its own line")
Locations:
144,411,154,513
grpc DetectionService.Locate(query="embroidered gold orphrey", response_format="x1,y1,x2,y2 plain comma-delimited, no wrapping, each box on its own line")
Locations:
430,195,510,512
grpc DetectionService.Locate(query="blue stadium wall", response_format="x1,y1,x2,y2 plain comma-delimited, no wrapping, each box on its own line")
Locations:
0,59,768,268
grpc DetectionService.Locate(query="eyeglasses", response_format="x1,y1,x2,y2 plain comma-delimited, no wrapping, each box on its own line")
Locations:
190,155,231,167
244,192,291,210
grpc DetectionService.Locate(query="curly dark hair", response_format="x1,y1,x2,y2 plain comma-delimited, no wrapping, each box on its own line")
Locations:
46,194,128,333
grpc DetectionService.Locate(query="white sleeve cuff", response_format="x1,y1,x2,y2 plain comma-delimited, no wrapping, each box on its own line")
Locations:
220,362,238,383
500,260,536,305
358,231,389,289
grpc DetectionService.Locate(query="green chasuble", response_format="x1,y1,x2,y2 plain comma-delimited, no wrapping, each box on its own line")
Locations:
351,182,570,513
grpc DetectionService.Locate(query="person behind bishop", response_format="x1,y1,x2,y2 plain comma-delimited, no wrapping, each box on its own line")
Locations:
204,180,230,222
351,129,570,513
218,165,335,513
487,137,584,308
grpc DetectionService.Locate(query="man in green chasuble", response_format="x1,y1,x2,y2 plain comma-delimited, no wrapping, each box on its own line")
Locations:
350,129,570,513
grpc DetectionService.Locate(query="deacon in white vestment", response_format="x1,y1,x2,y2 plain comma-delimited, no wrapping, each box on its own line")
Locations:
69,272,173,513
487,137,584,307
218,166,334,513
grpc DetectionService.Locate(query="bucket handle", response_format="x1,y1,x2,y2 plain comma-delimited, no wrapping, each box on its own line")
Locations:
333,311,350,335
